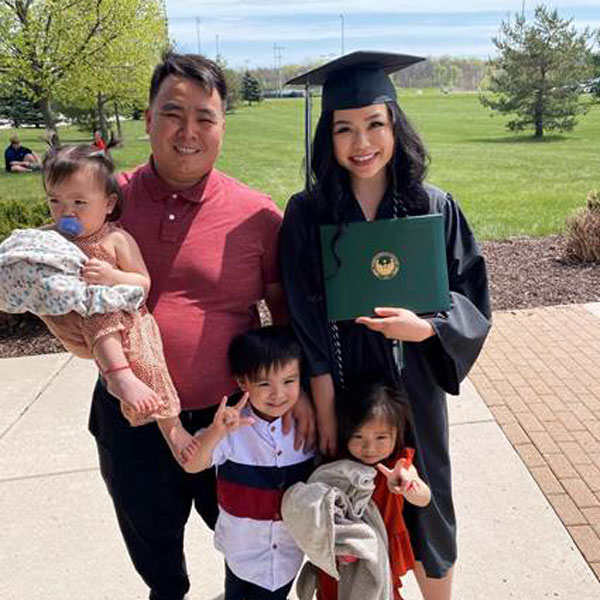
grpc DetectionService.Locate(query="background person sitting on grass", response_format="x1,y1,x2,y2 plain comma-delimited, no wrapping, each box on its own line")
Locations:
4,134,41,173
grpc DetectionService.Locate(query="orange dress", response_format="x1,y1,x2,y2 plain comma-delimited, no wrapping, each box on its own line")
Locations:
41,223,180,425
317,448,416,600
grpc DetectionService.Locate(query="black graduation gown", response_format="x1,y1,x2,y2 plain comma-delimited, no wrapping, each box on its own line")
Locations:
279,183,492,578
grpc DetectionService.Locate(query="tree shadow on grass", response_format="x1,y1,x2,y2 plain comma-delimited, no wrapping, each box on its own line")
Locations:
467,134,568,144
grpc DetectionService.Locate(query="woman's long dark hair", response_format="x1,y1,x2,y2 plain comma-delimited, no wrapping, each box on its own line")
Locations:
309,101,431,224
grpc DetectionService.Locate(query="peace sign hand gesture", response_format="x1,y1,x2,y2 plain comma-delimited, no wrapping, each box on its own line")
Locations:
376,457,414,495
212,392,256,435
376,458,432,507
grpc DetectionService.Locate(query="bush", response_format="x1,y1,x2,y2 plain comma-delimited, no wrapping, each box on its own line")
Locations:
0,199,51,335
0,198,51,242
564,189,600,262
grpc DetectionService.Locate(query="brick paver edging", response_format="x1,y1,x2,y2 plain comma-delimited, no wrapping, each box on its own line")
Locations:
470,304,600,580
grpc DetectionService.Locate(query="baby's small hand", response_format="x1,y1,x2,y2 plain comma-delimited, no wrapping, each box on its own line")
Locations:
82,258,118,286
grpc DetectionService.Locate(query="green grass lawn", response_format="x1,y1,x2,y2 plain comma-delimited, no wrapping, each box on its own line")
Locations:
2,92,598,240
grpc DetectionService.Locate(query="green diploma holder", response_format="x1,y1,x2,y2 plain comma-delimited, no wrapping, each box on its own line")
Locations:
320,214,451,322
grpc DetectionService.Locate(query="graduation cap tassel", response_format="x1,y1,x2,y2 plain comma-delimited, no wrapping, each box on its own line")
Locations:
329,321,345,390
304,81,312,192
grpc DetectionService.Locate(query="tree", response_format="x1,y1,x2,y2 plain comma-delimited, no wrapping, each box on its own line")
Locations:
0,0,167,139
241,71,262,104
434,57,461,91
0,90,44,128
479,5,595,138
590,49,600,98
56,0,168,140
215,56,240,111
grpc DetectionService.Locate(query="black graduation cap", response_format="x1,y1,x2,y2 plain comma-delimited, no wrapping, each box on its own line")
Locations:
286,51,425,189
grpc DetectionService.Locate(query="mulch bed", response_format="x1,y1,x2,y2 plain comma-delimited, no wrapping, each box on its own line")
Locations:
1,235,599,358
484,234,600,311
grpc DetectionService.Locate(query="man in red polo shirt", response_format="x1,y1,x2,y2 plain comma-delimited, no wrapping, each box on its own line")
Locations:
88,53,314,600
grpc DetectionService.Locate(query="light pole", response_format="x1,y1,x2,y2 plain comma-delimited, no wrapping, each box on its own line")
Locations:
195,16,201,54
273,43,284,97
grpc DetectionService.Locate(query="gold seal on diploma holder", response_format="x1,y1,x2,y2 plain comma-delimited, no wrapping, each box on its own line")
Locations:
371,251,400,280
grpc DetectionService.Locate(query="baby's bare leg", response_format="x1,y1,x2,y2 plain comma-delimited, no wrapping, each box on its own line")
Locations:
156,417,199,469
94,332,163,414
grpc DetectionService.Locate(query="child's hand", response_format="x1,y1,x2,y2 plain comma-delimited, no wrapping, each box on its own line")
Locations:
376,458,418,495
82,258,119,286
212,393,255,434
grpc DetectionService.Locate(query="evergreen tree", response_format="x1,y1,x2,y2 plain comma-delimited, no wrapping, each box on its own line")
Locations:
480,5,595,138
0,91,44,128
590,51,600,98
242,71,262,104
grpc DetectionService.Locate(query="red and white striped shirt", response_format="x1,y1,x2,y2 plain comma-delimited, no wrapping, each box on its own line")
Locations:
211,404,315,591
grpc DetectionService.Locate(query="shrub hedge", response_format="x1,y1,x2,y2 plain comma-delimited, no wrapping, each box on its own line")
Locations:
564,189,600,263
0,198,50,242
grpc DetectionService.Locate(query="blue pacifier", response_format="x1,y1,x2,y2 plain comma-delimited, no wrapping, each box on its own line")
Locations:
57,216,83,237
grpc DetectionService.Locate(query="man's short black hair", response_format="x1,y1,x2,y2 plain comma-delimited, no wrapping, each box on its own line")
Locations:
149,52,227,108
228,326,302,382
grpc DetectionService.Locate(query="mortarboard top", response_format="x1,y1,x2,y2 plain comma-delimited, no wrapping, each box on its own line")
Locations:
286,51,425,188
286,51,425,111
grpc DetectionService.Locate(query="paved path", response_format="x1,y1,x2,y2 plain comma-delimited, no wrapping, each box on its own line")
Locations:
2,304,600,599
470,302,600,581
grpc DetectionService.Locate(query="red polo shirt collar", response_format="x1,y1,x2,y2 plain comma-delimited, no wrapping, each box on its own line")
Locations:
138,157,216,204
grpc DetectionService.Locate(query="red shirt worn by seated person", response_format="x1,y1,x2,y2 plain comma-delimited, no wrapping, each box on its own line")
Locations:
317,448,416,600
93,138,107,151
118,162,282,410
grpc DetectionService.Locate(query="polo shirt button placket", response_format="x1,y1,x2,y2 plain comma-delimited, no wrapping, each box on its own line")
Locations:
161,194,180,242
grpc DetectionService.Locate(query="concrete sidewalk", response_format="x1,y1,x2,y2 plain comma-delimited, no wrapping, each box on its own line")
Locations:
2,308,600,599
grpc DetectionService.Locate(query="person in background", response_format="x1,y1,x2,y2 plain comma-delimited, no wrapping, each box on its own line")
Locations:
4,133,41,172
92,130,107,151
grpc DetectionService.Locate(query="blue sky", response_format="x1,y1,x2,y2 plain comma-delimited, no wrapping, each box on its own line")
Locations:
165,1,600,69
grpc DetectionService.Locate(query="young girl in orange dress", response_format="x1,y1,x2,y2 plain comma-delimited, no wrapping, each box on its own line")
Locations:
317,383,431,600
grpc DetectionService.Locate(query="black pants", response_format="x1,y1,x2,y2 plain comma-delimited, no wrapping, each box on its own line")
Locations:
225,564,294,600
89,379,219,600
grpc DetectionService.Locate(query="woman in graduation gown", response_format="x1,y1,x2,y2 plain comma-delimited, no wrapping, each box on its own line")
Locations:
279,52,491,599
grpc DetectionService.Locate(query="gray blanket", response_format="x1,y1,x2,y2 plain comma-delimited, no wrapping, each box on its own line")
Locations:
282,459,392,600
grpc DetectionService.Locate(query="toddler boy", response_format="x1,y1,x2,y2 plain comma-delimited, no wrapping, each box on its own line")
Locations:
183,326,315,600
